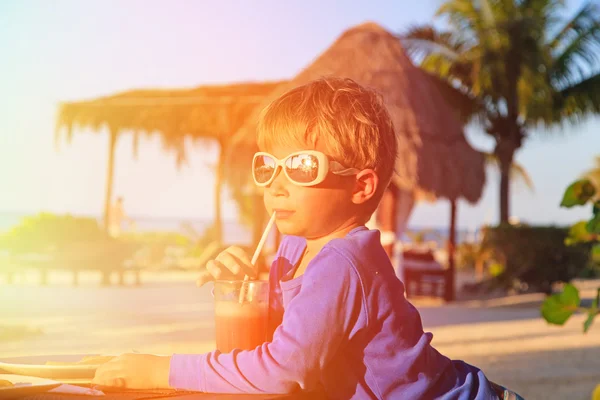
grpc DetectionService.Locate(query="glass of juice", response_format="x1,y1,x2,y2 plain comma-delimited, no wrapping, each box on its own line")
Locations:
213,280,269,353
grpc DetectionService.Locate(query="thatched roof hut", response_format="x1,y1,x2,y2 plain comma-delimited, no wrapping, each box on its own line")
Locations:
56,81,284,238
229,22,485,204
57,81,284,163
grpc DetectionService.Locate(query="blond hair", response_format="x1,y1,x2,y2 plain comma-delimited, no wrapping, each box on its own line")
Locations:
257,77,398,218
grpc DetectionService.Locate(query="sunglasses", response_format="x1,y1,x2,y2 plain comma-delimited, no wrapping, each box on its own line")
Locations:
252,151,360,187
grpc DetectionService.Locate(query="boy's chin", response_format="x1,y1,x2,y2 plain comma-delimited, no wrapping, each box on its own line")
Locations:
275,221,303,236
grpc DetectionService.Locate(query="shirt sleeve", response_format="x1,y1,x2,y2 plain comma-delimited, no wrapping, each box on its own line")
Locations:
168,246,366,394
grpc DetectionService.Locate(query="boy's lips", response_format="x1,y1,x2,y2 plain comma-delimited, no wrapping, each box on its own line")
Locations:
273,209,295,219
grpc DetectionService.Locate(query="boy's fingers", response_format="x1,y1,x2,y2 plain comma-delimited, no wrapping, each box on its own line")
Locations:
208,259,230,280
227,246,253,266
196,260,224,286
197,248,256,287
227,247,257,277
215,251,242,276
217,251,256,279
92,370,126,388
196,269,213,287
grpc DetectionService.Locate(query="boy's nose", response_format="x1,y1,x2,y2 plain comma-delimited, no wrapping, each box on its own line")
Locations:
267,168,289,196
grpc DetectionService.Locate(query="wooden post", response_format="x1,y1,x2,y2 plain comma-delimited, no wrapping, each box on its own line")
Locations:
445,199,457,302
103,129,118,232
213,140,230,245
101,271,111,286
40,269,48,286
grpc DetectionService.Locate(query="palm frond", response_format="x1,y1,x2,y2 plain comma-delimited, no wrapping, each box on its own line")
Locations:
509,160,535,192
553,72,600,122
402,24,480,93
401,25,464,61
549,3,600,85
548,1,598,50
519,64,555,122
436,0,483,35
484,152,534,192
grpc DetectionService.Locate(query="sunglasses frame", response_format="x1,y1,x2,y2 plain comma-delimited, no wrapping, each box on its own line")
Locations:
252,150,360,187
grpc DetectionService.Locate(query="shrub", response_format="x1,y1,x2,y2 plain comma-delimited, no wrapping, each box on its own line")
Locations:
0,213,109,254
0,213,135,272
482,225,592,293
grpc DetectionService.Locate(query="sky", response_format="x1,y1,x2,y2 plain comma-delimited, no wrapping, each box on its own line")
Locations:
0,0,598,230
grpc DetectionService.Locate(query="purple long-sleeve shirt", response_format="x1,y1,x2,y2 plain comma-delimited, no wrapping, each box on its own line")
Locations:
170,227,497,399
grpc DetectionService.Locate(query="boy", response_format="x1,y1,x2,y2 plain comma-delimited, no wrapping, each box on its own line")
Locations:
93,77,515,399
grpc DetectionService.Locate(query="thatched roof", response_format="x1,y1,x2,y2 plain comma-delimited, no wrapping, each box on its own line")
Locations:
229,22,485,203
56,81,284,162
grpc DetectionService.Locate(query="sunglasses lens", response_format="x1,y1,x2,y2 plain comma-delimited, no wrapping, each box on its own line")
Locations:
285,154,320,184
253,155,276,184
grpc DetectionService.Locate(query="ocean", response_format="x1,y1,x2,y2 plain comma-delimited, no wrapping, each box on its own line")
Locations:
0,212,476,246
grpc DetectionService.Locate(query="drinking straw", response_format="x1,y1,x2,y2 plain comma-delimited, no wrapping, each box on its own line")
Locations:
239,211,277,303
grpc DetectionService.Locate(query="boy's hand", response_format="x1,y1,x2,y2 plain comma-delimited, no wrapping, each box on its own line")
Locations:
196,246,255,287
91,353,171,389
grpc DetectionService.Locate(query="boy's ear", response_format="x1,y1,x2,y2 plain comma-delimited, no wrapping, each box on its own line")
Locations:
351,169,379,205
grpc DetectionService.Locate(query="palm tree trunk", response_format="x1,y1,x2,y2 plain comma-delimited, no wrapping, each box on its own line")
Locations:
499,157,511,224
501,39,523,224
103,129,118,231
214,142,225,245
496,138,517,224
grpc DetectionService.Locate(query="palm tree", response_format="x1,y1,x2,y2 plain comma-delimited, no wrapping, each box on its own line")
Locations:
403,0,600,223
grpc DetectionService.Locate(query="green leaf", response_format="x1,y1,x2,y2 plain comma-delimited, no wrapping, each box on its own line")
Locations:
541,283,581,325
587,213,600,235
565,220,595,245
560,180,596,208
584,313,595,333
587,201,600,234
584,297,598,333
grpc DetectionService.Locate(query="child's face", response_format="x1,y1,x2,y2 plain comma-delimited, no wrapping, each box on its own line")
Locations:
260,143,359,239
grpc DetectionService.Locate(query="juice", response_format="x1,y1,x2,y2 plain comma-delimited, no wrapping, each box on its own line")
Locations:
215,301,269,353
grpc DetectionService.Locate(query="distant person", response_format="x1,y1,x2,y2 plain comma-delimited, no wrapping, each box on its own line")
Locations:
107,197,132,237
93,78,521,399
